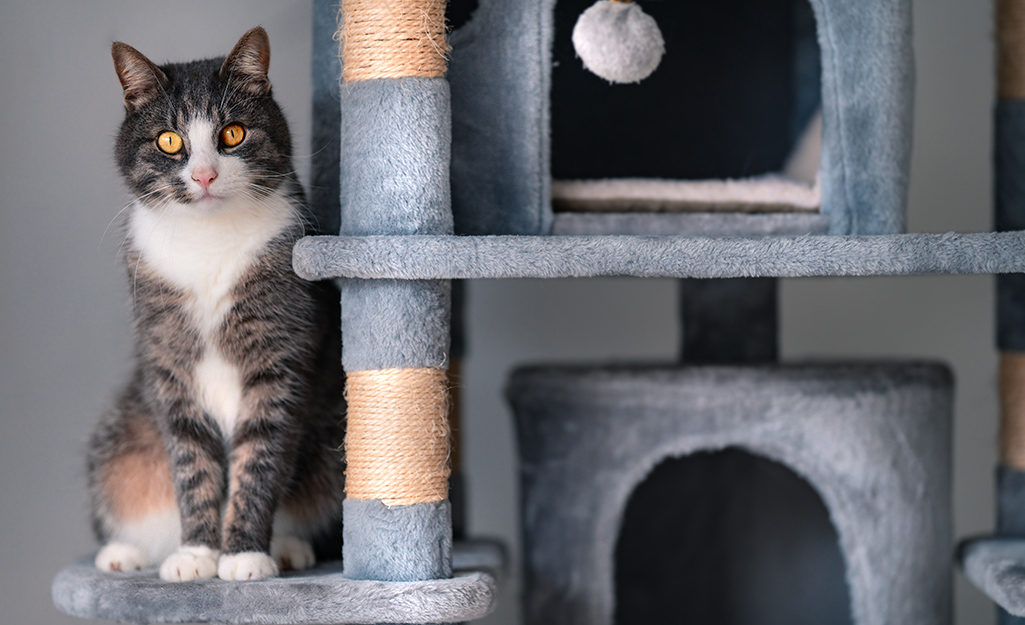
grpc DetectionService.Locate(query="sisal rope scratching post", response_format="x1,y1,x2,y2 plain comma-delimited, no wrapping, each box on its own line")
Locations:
999,0,1025,101
336,0,455,582
345,368,450,505
1001,354,1025,468
340,0,449,83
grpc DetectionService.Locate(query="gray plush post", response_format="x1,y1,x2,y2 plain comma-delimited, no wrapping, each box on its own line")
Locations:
338,78,454,582
337,74,453,581
679,278,778,363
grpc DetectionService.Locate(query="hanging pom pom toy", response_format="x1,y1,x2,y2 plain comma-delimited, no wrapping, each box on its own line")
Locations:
572,0,665,84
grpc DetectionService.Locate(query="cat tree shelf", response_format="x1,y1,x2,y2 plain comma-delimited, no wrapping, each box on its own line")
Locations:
52,540,503,624
293,231,1025,281
959,536,1025,617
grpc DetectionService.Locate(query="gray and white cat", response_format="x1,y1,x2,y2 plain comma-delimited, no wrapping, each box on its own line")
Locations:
88,27,344,582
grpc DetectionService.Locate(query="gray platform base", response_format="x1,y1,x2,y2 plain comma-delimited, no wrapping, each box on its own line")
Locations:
959,536,1025,617
52,540,503,624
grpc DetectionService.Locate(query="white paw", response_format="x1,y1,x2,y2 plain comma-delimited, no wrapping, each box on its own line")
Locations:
218,551,279,581
159,545,219,582
96,542,149,573
270,535,315,571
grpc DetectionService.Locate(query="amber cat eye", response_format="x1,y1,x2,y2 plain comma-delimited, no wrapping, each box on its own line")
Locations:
220,124,245,148
156,131,183,154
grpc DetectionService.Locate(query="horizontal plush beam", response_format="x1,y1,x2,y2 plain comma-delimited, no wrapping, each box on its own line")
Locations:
294,231,1025,281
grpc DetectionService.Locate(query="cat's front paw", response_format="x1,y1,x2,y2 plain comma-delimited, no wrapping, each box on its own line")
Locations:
159,545,219,582
218,551,279,581
270,535,315,571
96,542,149,573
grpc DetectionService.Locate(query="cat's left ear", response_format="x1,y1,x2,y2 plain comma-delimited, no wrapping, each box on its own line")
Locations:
220,27,271,96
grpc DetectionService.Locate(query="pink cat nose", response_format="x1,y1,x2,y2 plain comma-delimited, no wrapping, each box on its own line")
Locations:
191,167,218,190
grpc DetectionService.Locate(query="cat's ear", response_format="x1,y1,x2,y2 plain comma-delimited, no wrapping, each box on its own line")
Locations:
111,42,168,112
220,27,271,96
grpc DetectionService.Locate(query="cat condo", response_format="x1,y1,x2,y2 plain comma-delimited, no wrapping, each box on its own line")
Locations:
50,0,1025,624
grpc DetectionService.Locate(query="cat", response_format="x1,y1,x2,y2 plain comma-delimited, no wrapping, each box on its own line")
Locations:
87,26,345,582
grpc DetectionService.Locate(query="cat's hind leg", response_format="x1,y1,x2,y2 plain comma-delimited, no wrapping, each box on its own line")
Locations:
270,534,315,572
89,393,181,573
95,542,148,573
95,507,180,573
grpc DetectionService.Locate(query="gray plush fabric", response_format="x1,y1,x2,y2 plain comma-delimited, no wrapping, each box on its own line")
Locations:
339,78,452,238
960,537,1025,618
52,540,500,624
337,77,453,371
446,0,912,236
293,231,1025,281
550,211,830,236
987,468,1025,623
507,363,953,625
999,466,1025,536
448,0,553,236
340,278,450,371
809,0,913,235
343,499,453,582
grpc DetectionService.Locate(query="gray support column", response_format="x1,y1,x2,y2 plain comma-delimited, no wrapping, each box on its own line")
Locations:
337,71,454,582
994,4,1025,620
679,278,779,364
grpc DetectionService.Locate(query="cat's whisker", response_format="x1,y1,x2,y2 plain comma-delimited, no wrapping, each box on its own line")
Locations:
103,185,176,247
129,196,178,308
113,188,175,261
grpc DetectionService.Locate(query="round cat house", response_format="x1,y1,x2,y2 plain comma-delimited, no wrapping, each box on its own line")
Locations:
507,364,952,625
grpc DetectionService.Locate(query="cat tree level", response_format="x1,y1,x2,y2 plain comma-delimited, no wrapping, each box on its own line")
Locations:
51,0,1025,624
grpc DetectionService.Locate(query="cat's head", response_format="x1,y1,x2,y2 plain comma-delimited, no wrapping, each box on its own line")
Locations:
111,27,296,212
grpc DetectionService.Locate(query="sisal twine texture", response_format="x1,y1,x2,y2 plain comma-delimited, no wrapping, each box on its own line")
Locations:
999,0,1025,100
1001,352,1025,468
339,0,450,83
345,368,451,506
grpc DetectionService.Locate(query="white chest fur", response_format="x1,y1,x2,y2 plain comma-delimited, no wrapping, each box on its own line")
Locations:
129,192,295,436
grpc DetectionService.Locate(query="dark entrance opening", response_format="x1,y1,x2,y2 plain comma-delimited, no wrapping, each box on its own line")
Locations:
550,0,818,181
615,448,851,625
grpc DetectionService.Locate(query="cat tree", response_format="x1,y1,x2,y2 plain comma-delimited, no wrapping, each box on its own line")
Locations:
50,0,1025,623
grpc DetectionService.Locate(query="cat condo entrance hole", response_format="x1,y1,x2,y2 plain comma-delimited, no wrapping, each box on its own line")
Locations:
615,449,851,625
550,0,821,215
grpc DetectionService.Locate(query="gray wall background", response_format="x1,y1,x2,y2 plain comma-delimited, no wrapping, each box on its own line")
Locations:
0,1,999,624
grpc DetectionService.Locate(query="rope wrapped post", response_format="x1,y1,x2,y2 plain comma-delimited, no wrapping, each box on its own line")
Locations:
336,0,455,582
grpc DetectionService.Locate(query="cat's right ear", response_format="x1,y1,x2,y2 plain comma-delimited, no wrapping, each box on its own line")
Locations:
111,42,168,112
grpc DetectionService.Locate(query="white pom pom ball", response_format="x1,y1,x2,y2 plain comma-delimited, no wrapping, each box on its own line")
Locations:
572,0,665,84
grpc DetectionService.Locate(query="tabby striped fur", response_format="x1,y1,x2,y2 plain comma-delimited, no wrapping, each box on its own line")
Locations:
88,27,344,582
